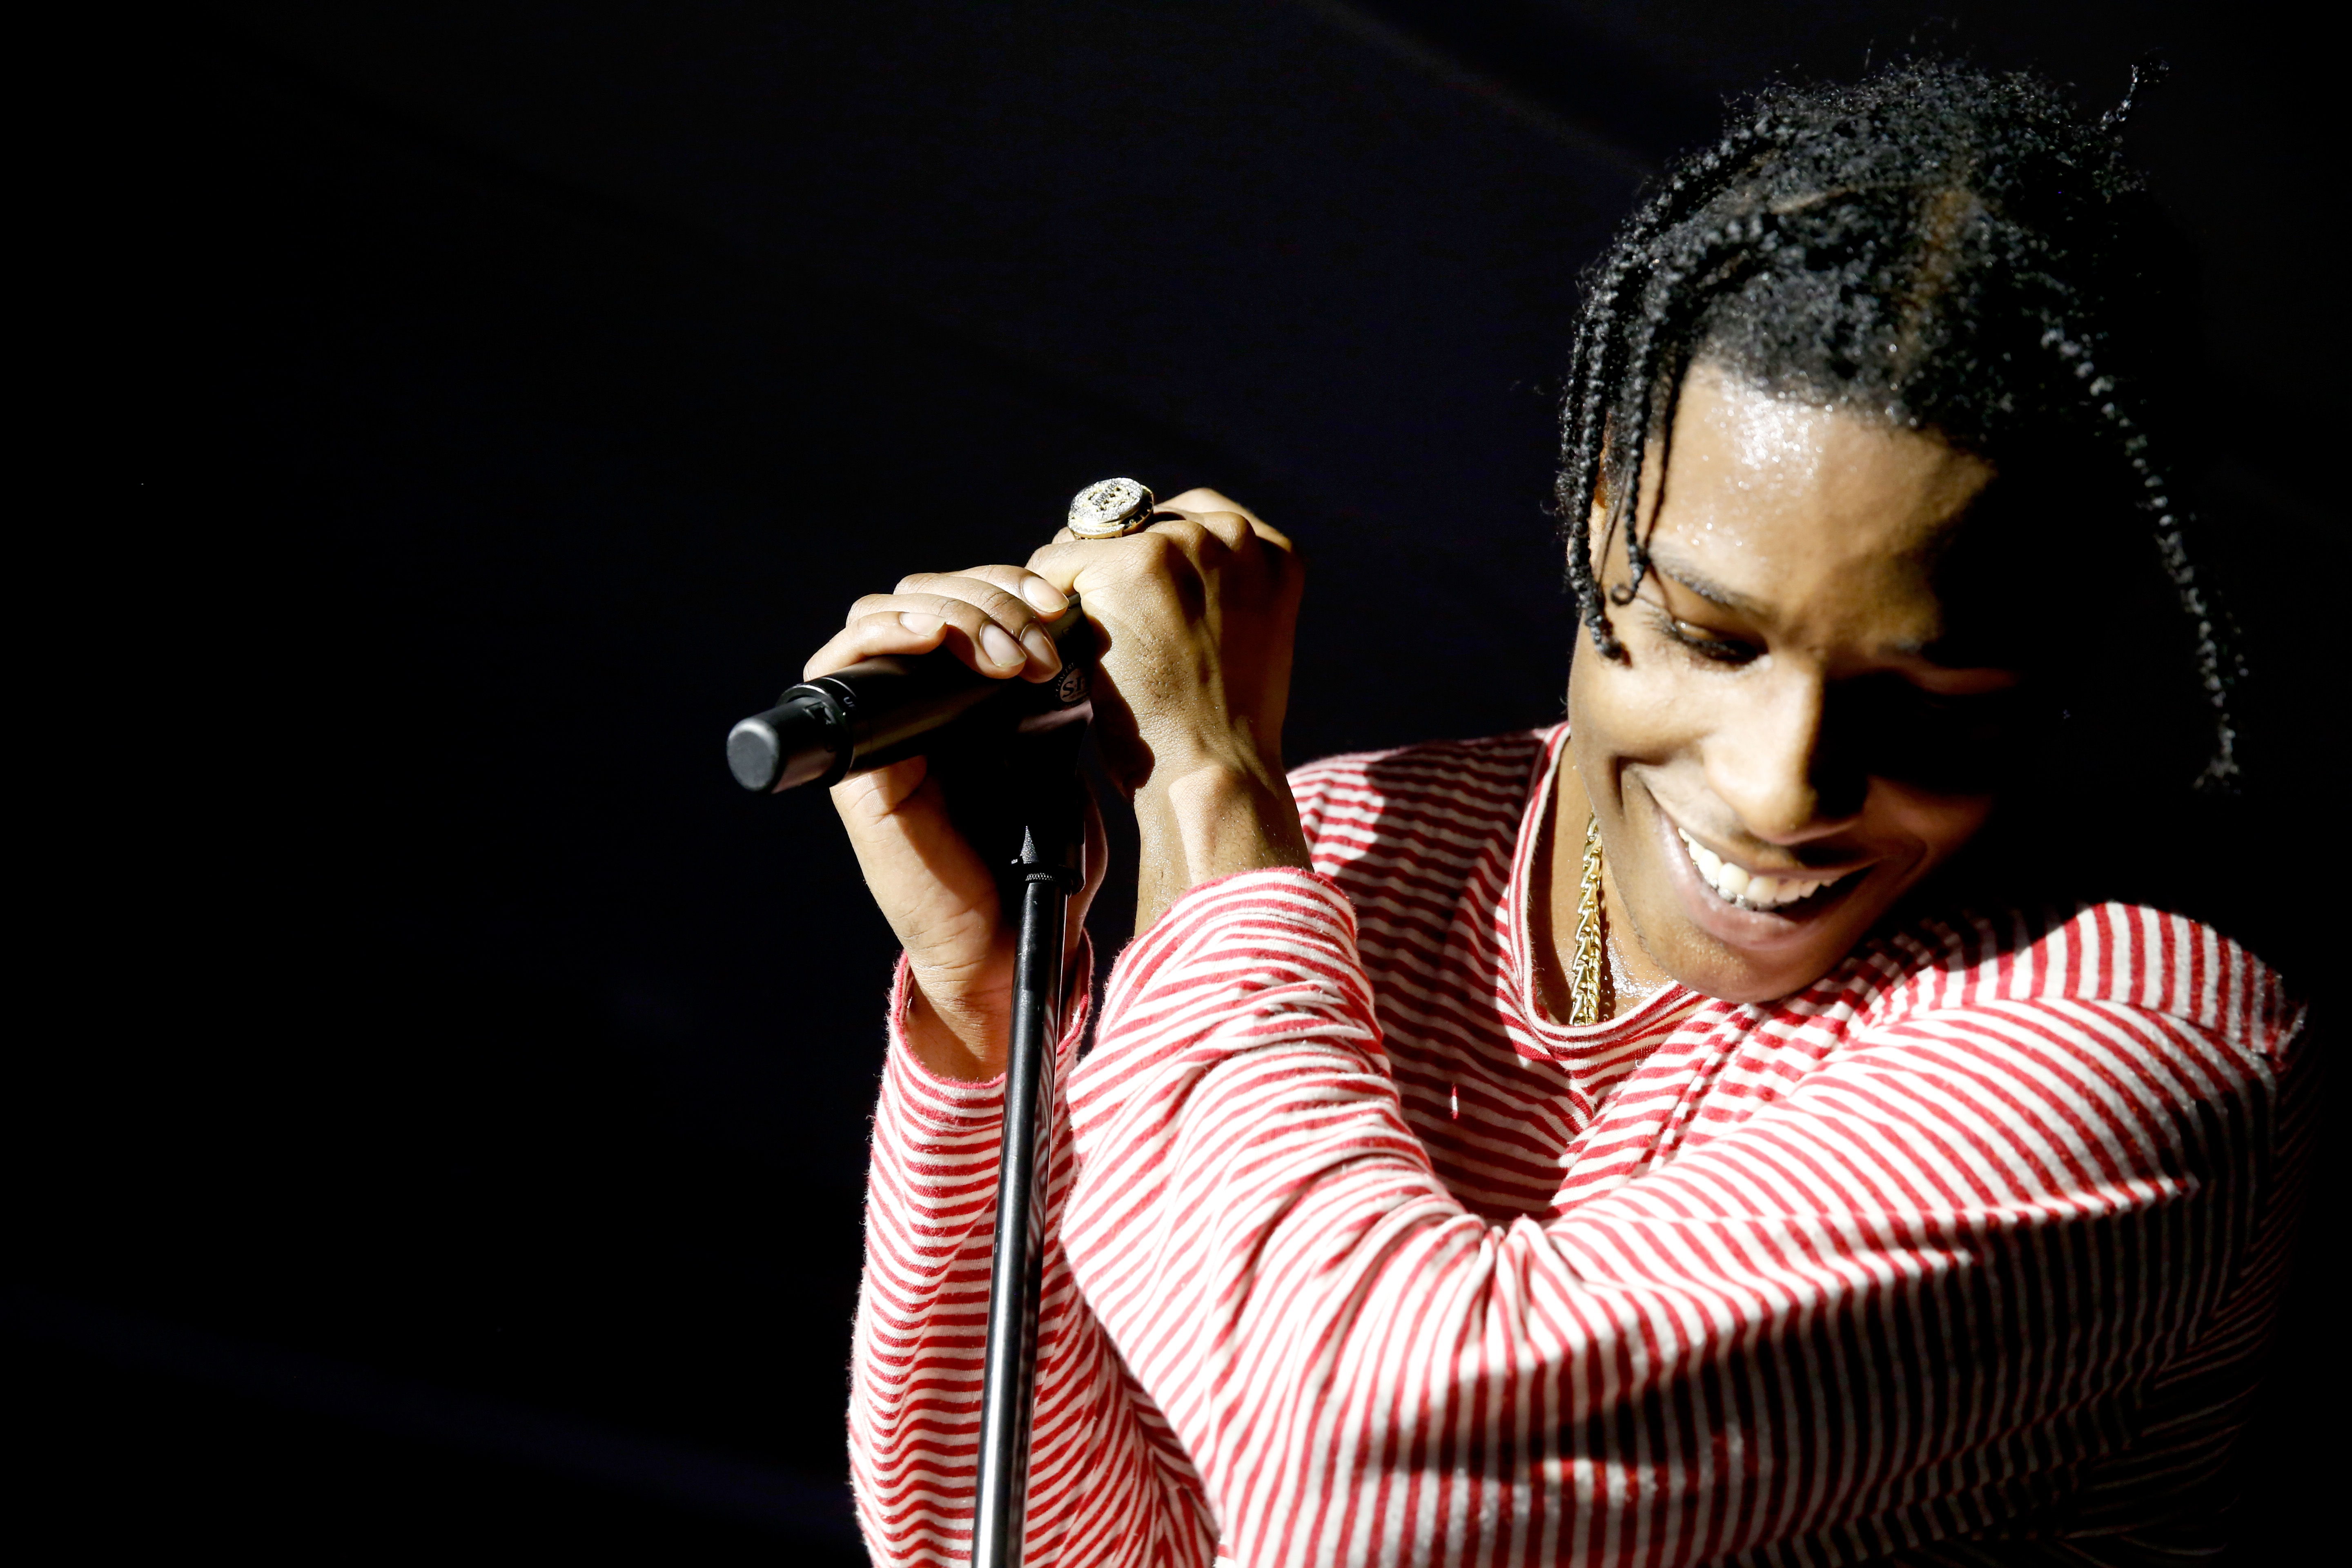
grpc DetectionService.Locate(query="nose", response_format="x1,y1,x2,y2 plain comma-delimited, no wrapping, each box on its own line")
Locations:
1702,667,1867,842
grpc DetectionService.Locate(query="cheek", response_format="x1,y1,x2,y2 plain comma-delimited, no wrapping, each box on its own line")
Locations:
1870,781,1997,866
1568,643,1710,758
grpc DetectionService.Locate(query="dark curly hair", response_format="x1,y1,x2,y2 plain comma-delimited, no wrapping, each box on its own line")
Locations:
1555,59,2236,790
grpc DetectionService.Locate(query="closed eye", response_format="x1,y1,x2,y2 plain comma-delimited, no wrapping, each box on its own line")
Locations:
1648,607,1761,665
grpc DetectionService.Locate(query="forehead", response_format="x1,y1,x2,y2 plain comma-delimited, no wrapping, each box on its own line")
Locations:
1655,363,1996,597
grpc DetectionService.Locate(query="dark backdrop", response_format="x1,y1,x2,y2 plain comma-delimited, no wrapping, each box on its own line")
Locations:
16,4,2339,1559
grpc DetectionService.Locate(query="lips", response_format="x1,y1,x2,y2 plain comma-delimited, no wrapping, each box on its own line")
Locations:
1673,826,1856,911
1636,794,1880,958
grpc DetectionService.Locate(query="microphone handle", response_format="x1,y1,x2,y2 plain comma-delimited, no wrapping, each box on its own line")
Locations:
727,598,1092,793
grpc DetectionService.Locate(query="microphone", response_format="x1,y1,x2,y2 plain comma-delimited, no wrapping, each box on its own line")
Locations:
726,598,1093,793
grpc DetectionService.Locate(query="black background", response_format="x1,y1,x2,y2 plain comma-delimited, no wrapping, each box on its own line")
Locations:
15,4,2340,1559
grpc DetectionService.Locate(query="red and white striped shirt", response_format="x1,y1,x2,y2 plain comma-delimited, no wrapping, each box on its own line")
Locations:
850,726,2311,1566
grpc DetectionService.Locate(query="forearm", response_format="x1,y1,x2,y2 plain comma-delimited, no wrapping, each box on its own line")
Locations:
851,955,1216,1566
1131,759,1311,937
851,987,1016,1562
1062,871,2251,1566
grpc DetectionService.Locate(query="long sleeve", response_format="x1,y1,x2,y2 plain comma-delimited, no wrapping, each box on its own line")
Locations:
1060,871,2305,1566
850,947,1219,1567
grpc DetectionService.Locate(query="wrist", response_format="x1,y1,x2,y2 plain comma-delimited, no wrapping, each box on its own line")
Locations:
901,924,1090,1084
1132,758,1310,934
903,968,1009,1082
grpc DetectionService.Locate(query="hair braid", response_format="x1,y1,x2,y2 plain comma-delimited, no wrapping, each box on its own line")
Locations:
1553,60,2237,789
2034,317,2240,781
1559,121,1787,657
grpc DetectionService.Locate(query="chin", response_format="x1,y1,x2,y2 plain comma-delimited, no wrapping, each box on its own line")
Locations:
1663,930,1862,1005
1643,897,1902,1004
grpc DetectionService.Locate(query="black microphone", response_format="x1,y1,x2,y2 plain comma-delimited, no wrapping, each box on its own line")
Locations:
726,598,1094,793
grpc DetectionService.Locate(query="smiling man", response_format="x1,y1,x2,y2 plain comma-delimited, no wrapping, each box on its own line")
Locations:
819,63,2311,1568
1548,361,2016,1014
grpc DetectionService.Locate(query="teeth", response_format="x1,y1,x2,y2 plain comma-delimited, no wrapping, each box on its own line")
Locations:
1676,828,1846,912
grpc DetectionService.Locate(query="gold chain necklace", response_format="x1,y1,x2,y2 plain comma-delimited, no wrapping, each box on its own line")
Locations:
1568,814,1606,1027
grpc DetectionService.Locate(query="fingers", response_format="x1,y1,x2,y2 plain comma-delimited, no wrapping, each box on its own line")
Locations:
829,753,932,823
944,563,1069,619
1040,490,1279,558
814,491,1289,686
1160,487,1256,523
1028,492,1296,590
807,567,1069,683
803,610,951,682
1161,489,1293,552
894,569,1066,680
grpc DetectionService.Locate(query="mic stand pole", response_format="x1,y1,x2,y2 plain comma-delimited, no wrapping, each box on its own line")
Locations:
971,723,1086,1568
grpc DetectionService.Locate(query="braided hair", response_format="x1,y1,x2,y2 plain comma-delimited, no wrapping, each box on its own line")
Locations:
1556,60,2238,789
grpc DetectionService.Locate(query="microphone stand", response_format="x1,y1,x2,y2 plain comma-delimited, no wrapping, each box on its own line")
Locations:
970,718,1086,1568
727,570,1105,1566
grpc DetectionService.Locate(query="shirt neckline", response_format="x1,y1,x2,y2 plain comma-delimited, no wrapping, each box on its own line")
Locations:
1502,723,1699,1054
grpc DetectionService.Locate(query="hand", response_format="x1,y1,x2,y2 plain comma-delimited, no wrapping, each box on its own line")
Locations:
807,564,1107,1082
1026,490,1312,933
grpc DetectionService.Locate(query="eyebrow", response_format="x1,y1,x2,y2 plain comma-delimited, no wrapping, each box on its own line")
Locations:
1644,546,1773,619
1644,543,1964,662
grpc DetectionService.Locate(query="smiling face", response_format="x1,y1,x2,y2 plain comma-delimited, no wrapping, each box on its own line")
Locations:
1568,361,2024,1004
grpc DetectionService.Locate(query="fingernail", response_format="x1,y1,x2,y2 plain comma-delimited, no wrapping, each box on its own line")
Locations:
1020,579,1069,614
980,624,1025,668
1020,625,1061,673
899,612,941,634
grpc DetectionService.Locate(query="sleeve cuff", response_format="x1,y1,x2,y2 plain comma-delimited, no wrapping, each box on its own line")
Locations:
1118,866,1357,974
1097,868,1372,1054
880,932,1096,1133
